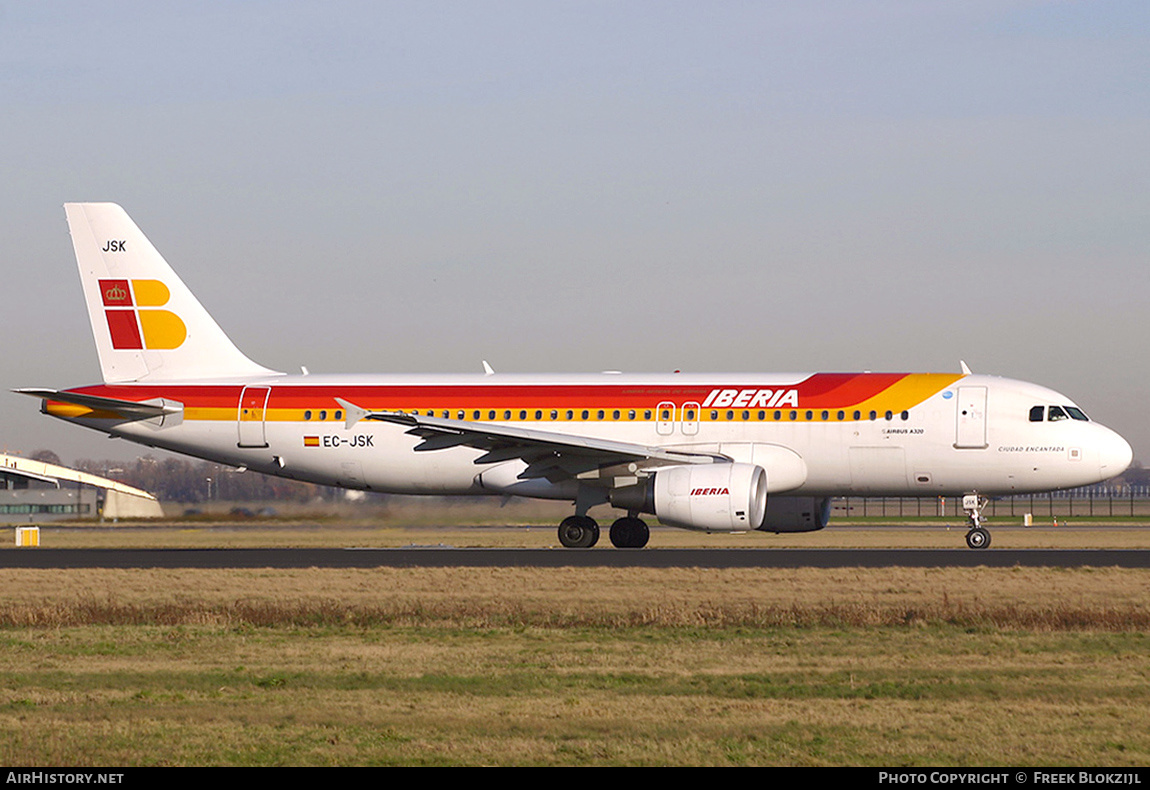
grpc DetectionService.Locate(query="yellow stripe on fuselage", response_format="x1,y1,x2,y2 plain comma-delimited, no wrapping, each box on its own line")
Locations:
850,373,962,415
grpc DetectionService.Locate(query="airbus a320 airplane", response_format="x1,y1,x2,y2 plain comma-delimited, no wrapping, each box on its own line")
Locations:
18,204,1133,549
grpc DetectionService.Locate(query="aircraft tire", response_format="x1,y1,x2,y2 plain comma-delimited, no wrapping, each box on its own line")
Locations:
609,517,650,549
559,516,599,548
965,527,991,550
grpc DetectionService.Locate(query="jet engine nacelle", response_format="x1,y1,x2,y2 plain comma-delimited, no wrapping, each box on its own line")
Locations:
652,463,767,532
756,496,831,533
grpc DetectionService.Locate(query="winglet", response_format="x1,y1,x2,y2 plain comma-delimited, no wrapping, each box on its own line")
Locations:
482,360,495,376
960,360,972,375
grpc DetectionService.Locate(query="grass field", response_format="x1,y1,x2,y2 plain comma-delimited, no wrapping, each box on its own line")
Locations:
0,513,1148,766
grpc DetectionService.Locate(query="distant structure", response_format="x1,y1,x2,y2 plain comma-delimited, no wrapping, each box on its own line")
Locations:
0,454,163,523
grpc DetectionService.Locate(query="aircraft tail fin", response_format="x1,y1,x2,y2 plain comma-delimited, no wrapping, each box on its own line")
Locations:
64,203,281,383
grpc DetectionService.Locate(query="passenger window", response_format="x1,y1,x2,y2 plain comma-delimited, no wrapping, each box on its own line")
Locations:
304,410,312,421
1029,406,1044,422
1048,406,1068,422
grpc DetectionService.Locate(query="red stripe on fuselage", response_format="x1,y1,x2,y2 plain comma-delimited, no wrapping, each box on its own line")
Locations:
67,373,921,412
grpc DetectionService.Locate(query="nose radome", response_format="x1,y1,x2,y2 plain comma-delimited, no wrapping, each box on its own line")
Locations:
1098,428,1133,479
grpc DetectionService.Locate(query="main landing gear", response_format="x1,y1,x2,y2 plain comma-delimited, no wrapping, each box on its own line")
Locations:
557,515,650,549
558,515,599,548
962,494,991,550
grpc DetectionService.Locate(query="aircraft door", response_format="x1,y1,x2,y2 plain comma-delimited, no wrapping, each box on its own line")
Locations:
237,386,271,448
954,386,988,449
656,402,675,436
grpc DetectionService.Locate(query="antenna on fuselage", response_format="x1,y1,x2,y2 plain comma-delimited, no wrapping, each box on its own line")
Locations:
960,361,972,375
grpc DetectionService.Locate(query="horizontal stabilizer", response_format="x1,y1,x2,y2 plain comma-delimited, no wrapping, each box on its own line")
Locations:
14,388,182,421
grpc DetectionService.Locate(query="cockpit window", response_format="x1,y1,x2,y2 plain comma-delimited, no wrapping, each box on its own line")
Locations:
1031,404,1089,422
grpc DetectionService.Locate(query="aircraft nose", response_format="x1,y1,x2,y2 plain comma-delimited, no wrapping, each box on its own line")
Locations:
1098,427,1133,479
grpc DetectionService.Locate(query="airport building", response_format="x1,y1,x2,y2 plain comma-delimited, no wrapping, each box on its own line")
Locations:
0,454,163,523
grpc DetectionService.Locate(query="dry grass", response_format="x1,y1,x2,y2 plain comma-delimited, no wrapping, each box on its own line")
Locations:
0,547,1148,765
0,566,1147,631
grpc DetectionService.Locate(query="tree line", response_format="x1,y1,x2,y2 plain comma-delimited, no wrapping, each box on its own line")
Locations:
25,449,1150,504
30,450,333,504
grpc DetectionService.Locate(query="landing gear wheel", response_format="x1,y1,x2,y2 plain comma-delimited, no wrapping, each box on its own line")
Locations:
609,517,650,549
966,527,991,550
558,516,599,548
961,494,992,550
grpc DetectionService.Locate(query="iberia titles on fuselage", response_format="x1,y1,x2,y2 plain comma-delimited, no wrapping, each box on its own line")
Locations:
18,203,1133,550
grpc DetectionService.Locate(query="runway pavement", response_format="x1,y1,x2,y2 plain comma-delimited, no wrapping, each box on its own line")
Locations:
2,547,1149,569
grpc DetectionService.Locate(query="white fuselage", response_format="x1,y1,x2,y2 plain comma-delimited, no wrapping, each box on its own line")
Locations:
50,371,1133,502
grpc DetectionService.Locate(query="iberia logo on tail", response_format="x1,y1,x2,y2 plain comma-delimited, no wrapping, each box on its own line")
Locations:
99,279,187,350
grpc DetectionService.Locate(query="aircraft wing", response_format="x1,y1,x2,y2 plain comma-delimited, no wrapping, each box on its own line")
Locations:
336,398,721,481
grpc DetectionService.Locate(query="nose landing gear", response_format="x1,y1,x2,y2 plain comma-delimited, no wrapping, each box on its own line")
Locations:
962,494,991,550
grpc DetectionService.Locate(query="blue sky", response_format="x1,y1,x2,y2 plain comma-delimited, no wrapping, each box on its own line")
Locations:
2,1,1148,464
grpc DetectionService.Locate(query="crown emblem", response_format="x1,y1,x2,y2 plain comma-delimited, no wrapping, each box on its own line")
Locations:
104,284,127,302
